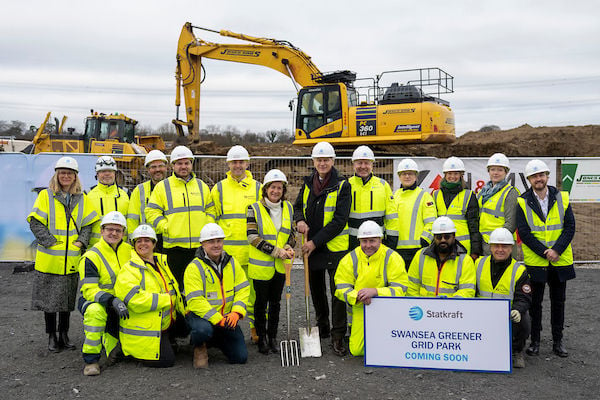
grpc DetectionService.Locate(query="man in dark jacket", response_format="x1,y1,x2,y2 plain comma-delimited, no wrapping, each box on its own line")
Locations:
516,160,575,358
294,141,351,356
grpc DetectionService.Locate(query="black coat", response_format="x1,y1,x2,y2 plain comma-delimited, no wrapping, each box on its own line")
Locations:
293,167,351,270
516,186,576,282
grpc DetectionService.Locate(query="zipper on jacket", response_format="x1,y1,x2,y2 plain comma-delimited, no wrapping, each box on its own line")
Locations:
155,264,175,326
353,191,356,211
370,191,373,210
64,199,70,275
435,261,447,296
184,185,192,248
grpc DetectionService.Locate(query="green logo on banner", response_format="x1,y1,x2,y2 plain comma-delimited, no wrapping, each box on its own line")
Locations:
562,163,578,192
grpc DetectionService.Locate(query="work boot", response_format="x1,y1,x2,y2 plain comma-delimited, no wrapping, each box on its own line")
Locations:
552,341,568,358
525,341,539,356
58,331,76,350
268,337,279,354
258,336,269,355
250,327,259,344
513,351,525,368
193,344,208,369
83,363,101,376
332,337,347,357
48,333,60,353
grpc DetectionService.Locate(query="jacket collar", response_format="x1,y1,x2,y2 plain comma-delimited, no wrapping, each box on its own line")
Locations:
226,170,254,186
304,166,342,190
521,185,559,221
422,240,466,261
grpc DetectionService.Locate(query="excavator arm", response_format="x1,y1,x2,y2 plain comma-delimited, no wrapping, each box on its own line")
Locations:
173,22,322,142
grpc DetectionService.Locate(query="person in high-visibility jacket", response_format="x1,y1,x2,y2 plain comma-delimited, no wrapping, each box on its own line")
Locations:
114,224,185,368
78,211,132,376
145,145,215,288
184,223,250,368
433,156,482,259
475,228,531,368
27,157,99,353
516,159,575,358
347,145,398,251
210,145,261,342
293,141,351,357
335,221,408,356
246,169,295,355
127,150,168,251
393,158,437,268
407,216,476,298
87,155,129,246
477,153,520,256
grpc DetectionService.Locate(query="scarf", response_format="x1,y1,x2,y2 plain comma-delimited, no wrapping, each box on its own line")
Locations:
312,170,331,196
440,179,463,194
478,179,508,204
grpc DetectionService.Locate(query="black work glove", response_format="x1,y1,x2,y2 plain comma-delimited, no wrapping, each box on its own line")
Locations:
111,298,129,319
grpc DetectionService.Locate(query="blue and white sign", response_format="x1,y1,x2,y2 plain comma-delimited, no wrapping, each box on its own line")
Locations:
364,297,511,373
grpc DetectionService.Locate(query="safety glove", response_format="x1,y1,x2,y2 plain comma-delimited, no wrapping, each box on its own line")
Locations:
510,309,521,323
112,298,130,319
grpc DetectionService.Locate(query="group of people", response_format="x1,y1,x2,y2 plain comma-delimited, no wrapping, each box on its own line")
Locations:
27,141,575,375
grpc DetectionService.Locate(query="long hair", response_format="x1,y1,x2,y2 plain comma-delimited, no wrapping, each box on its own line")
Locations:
49,171,83,195
261,181,287,201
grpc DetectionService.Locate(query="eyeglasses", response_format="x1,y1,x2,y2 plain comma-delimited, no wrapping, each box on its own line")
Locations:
434,233,454,241
103,227,124,234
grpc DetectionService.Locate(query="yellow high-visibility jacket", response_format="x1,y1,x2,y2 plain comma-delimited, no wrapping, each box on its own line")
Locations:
478,184,519,243
87,183,129,246
127,180,156,237
145,173,215,249
211,171,261,265
115,252,185,361
475,255,527,304
433,189,473,253
393,187,437,249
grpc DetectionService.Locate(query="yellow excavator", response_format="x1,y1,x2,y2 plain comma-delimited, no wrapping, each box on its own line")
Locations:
173,22,455,147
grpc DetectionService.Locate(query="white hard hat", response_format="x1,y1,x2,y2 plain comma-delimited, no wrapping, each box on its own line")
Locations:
55,156,79,173
487,153,510,170
226,145,250,162
199,223,226,242
170,145,194,163
145,150,168,167
442,156,465,173
263,169,288,185
95,155,117,172
489,228,515,245
397,158,419,174
357,220,384,239
311,141,336,159
431,216,456,234
352,145,375,162
130,224,157,242
525,159,550,178
101,211,127,228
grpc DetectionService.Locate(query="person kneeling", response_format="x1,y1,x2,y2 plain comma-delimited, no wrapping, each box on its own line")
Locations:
475,228,532,368
114,224,185,367
184,223,250,368
334,221,409,356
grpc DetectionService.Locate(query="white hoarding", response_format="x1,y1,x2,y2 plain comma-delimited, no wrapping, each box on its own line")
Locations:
561,158,600,203
364,297,511,373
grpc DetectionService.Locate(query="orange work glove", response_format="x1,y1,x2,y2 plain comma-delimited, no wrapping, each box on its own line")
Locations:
224,312,241,329
217,317,227,327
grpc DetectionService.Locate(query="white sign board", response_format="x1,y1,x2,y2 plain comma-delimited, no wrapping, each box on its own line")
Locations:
364,297,511,373
561,158,600,203
392,158,556,195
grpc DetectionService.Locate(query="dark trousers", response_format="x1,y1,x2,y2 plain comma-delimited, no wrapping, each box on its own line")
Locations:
44,311,70,333
186,313,247,364
253,272,285,339
530,269,567,342
141,328,175,368
165,247,198,291
309,268,347,339
396,248,420,270
513,312,531,352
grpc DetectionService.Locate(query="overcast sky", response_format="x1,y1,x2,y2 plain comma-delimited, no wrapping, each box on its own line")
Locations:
1,0,598,137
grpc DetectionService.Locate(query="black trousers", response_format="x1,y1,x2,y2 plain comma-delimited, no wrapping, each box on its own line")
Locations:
309,268,347,339
253,272,286,339
513,312,531,352
396,248,420,271
141,328,175,368
164,247,198,291
530,269,567,342
44,311,70,334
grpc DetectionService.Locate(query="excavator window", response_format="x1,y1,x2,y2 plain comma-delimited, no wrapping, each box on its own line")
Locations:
297,85,342,134
123,122,135,143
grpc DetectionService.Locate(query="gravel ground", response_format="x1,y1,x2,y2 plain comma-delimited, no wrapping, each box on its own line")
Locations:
1,263,599,400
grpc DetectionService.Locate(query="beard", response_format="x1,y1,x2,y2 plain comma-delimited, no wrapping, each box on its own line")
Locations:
436,242,451,254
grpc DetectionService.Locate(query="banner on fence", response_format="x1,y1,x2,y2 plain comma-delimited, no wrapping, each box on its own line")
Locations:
364,297,511,373
393,158,556,194
561,158,600,203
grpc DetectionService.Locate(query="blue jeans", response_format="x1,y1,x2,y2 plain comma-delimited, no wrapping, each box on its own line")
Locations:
186,313,247,364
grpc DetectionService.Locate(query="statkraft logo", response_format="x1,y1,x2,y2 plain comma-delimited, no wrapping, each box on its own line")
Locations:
409,306,423,321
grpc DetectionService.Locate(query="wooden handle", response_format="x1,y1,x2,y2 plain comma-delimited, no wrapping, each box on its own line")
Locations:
284,259,292,300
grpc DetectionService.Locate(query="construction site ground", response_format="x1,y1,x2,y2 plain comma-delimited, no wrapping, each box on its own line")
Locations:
1,263,598,400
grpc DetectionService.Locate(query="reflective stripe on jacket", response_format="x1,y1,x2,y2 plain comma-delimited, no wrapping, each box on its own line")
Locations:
145,174,215,249
126,180,153,237
434,189,472,253
347,175,398,239
393,187,437,249
211,171,261,265
475,255,526,304
517,192,573,266
248,200,293,280
478,184,517,243
115,252,185,360
87,183,129,246
184,253,250,325
27,189,99,275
